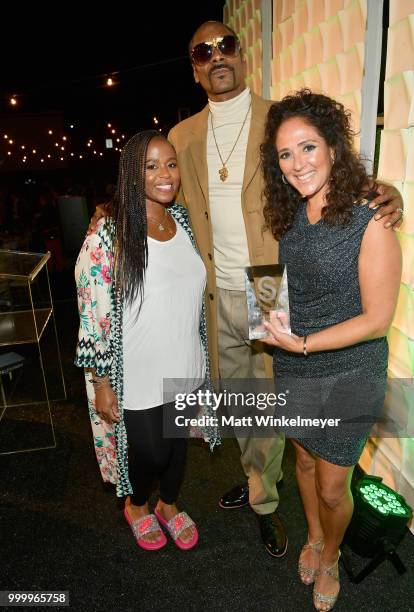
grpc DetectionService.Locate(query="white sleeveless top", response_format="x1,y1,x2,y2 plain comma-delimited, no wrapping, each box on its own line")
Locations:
123,220,206,410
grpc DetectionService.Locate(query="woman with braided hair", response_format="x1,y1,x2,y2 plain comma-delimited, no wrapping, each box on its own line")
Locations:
75,130,219,551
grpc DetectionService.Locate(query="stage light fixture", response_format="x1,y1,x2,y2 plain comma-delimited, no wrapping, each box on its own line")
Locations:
342,475,412,583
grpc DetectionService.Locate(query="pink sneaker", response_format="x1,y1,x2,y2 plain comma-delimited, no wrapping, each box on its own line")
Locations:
124,507,167,551
154,509,198,550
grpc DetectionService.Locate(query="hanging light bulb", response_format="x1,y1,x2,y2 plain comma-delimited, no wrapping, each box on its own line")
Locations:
10,96,17,106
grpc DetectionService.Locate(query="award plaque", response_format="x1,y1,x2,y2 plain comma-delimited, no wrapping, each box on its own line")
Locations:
245,264,291,340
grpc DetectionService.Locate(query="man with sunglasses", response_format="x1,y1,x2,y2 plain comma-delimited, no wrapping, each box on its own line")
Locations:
168,20,404,559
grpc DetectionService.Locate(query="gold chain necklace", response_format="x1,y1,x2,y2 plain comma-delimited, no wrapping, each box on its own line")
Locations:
210,101,252,182
147,208,173,235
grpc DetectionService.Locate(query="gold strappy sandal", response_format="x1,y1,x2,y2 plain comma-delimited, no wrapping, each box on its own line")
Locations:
298,537,324,585
313,550,341,611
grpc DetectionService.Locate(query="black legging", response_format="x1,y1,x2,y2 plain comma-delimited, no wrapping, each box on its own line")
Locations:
123,403,188,506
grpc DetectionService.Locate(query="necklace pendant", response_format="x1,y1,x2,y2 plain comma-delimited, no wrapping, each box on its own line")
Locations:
219,166,228,182
158,223,165,231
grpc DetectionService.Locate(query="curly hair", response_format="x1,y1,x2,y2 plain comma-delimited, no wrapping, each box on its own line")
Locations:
261,89,373,241
110,130,167,307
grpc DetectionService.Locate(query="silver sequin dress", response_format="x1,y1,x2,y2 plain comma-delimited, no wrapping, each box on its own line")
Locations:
273,201,388,466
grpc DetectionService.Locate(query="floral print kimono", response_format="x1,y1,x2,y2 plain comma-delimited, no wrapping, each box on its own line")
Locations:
75,204,220,497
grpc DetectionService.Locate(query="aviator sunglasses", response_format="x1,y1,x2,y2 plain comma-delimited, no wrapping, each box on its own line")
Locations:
191,35,240,66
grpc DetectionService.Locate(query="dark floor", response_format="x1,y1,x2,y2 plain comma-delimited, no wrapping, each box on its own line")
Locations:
0,277,413,612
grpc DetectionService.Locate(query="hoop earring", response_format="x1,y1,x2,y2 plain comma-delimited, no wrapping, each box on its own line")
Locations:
281,174,288,185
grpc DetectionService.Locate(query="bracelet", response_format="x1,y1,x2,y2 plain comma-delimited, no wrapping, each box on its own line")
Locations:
303,335,308,357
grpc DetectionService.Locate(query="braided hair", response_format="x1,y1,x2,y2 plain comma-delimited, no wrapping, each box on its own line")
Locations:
111,129,163,307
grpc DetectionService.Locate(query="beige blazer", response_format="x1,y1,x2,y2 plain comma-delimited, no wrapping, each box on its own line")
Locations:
169,91,279,379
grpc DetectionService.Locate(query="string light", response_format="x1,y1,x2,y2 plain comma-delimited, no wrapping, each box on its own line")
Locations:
10,96,17,106
0,120,130,165
106,77,114,87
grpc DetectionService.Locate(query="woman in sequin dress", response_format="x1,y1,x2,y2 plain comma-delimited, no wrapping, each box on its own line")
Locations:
260,90,401,611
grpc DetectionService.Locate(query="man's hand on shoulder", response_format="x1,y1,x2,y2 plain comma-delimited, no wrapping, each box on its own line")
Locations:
369,182,404,230
87,203,110,235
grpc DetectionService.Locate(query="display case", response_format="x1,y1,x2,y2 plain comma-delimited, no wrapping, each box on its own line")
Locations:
0,250,66,454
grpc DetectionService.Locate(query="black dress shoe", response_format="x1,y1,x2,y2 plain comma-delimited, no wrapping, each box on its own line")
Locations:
219,480,284,510
219,484,249,509
257,512,288,558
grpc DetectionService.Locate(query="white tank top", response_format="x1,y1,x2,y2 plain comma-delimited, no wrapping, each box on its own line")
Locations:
123,220,206,410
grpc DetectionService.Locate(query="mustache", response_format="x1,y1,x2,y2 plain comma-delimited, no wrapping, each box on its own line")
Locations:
209,63,234,77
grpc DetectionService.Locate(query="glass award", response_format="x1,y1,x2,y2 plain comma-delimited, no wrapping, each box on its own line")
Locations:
245,264,291,340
